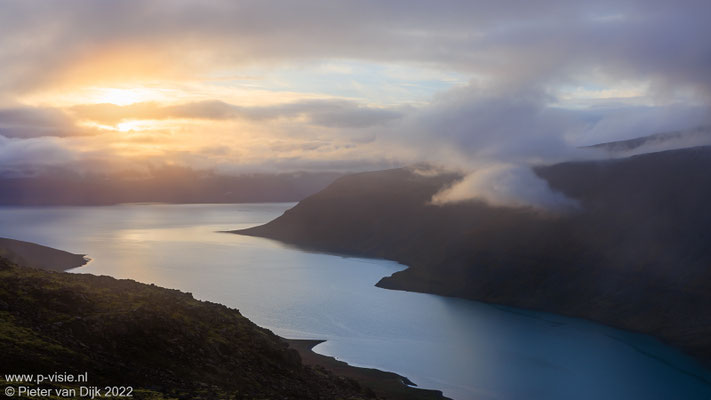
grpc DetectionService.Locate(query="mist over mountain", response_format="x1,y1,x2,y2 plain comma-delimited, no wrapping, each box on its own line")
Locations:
588,125,711,155
236,144,711,361
0,167,342,206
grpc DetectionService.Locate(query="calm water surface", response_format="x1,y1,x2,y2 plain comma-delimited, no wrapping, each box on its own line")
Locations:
1,203,710,400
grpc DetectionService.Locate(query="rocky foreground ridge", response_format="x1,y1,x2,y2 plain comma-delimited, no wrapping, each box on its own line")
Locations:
0,255,445,400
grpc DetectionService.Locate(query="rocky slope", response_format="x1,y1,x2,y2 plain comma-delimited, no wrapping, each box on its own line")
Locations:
0,257,445,399
236,146,711,363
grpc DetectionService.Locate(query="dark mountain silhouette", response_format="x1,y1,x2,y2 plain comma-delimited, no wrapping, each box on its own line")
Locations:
0,237,87,271
235,146,711,362
588,126,711,154
0,167,342,205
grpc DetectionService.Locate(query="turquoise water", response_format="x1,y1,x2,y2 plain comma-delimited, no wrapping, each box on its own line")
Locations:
1,203,710,400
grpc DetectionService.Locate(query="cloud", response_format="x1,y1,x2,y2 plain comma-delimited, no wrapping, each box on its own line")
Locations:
377,83,709,209
2,1,711,209
0,135,76,171
401,85,580,163
69,103,163,125
366,84,586,208
2,0,711,99
0,107,89,138
587,125,711,156
7,83,708,209
269,100,405,128
432,163,579,210
70,99,404,128
571,104,711,146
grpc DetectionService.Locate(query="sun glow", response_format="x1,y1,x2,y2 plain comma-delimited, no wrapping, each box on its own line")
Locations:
91,88,161,106
93,88,144,105
115,120,151,132
23,86,178,108
78,119,163,133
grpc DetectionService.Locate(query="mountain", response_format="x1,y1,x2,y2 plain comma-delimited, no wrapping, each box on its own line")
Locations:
0,237,88,271
235,146,711,362
0,167,342,205
588,126,711,155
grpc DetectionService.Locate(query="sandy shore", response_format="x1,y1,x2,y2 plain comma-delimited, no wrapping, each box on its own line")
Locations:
286,339,450,400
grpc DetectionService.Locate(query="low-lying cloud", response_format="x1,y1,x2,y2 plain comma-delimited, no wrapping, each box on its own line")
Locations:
375,85,590,209
431,163,580,210
381,83,710,210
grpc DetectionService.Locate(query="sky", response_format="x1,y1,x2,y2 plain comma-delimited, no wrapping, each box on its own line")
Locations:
1,0,710,205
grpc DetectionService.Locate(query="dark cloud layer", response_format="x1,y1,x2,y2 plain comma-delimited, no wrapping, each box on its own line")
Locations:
0,135,75,170
0,107,89,138
2,0,710,97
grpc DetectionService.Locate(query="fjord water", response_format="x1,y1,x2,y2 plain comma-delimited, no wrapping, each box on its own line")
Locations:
1,204,710,400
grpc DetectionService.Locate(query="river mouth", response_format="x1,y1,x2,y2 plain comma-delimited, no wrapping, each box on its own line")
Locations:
1,203,710,400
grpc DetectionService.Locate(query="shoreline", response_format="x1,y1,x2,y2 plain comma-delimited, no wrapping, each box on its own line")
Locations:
235,227,711,369
285,339,449,400
0,237,88,271
0,235,448,399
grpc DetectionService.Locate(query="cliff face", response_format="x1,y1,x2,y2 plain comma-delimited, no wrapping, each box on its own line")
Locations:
0,259,386,400
236,146,711,362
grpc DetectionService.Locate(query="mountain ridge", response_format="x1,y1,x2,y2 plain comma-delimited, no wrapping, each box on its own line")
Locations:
235,145,711,363
0,169,342,206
